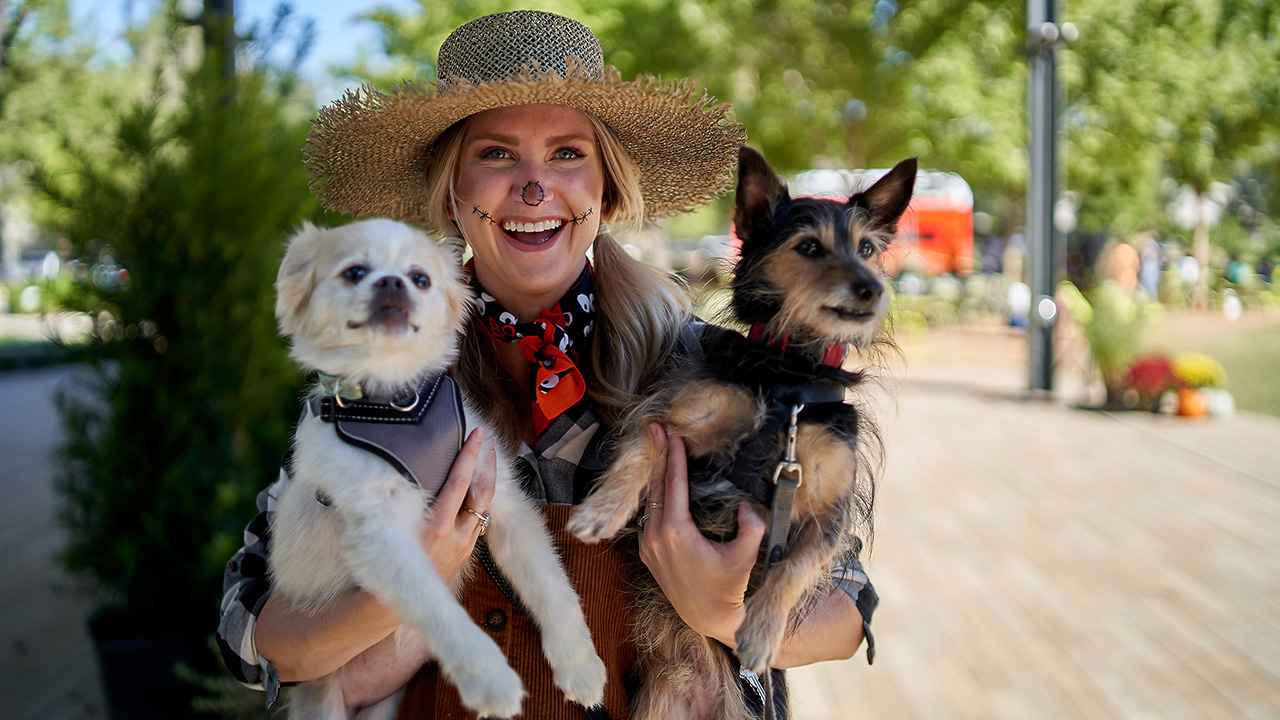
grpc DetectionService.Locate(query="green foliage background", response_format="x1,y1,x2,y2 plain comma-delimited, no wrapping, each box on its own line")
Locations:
26,7,323,629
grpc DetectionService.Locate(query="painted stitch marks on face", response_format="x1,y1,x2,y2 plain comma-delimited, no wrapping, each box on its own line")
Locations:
472,206,497,225
571,208,593,226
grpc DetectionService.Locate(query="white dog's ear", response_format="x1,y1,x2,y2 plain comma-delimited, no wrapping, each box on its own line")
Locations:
276,221,324,334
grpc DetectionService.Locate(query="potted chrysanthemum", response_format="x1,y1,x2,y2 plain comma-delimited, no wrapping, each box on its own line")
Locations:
1171,352,1229,417
1124,354,1177,412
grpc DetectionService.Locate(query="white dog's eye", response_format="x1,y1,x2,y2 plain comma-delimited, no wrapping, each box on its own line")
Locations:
342,265,369,283
411,272,431,289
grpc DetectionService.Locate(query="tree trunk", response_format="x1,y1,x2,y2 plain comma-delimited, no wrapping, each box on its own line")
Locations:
1192,189,1210,311
203,0,235,79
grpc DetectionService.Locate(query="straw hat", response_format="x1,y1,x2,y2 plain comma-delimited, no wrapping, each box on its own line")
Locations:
304,10,746,226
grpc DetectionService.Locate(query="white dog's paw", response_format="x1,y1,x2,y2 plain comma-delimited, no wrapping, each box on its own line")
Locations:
550,645,607,707
451,661,525,718
566,502,632,544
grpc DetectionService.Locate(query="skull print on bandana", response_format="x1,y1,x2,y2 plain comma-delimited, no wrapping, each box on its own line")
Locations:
467,260,596,435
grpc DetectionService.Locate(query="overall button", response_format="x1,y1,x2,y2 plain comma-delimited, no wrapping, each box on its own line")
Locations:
485,610,507,631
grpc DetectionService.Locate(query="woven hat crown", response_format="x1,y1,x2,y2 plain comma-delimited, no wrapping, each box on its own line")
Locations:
304,11,745,225
437,11,604,90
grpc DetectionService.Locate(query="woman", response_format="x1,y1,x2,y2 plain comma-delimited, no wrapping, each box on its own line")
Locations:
218,11,876,719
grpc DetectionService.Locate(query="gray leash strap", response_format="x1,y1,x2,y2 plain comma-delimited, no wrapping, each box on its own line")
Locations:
760,403,803,720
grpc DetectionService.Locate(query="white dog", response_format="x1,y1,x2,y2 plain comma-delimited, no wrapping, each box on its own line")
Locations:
269,218,607,719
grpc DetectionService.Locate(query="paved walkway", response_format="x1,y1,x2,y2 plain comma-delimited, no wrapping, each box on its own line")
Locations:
0,366,102,719
2,325,1278,719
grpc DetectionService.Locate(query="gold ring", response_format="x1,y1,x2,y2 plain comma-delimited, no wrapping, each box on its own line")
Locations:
648,502,664,509
462,506,491,536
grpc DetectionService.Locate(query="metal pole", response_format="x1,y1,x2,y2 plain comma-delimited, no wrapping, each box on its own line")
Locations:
1026,0,1061,394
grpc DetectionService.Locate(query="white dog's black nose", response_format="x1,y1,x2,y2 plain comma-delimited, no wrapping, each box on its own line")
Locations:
374,275,405,290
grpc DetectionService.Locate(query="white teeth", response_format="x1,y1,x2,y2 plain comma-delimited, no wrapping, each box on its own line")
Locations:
502,219,563,233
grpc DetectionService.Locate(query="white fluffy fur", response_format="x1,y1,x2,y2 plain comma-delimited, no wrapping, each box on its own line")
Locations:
270,219,606,719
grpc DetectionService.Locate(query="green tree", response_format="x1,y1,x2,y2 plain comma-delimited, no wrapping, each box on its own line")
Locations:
44,6,321,635
0,1,153,196
1064,0,1280,302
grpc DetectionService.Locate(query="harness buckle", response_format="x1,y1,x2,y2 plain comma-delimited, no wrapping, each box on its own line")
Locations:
771,459,802,487
771,403,805,487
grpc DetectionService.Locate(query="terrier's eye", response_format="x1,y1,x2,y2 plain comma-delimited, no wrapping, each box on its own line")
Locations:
341,265,369,283
411,272,431,289
795,238,824,257
857,239,876,258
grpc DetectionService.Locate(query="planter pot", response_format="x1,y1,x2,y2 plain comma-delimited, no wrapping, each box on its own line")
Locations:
1203,388,1236,416
1177,388,1210,418
89,613,207,720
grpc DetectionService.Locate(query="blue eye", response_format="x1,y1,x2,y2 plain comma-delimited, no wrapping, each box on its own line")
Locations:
411,272,431,289
555,147,585,160
342,265,368,283
482,148,511,159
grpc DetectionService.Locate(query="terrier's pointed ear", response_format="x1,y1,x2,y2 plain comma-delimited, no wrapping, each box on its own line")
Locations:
854,157,917,226
733,146,789,240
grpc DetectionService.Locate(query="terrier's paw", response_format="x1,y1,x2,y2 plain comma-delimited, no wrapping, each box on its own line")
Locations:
734,605,786,675
552,647,607,707
566,503,631,544
451,661,525,718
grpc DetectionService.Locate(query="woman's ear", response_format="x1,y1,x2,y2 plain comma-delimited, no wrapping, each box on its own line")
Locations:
597,181,614,222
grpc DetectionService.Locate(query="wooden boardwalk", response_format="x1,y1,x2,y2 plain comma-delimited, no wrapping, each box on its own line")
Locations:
2,325,1278,719
790,328,1280,720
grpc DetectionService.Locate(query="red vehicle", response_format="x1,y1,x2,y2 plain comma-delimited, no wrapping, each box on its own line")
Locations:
789,167,975,277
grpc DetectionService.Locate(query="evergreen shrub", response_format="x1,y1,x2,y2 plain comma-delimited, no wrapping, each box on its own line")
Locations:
42,53,326,634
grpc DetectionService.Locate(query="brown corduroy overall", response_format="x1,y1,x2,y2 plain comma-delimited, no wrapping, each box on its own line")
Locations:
396,506,636,720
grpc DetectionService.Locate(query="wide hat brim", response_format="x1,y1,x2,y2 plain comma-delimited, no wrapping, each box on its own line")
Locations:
304,63,746,227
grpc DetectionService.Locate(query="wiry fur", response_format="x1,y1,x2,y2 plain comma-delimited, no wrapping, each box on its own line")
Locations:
567,148,915,719
270,219,606,720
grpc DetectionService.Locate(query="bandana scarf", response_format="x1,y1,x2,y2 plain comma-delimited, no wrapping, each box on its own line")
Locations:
467,261,596,435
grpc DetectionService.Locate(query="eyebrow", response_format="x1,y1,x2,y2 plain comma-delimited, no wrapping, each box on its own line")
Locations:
466,132,594,147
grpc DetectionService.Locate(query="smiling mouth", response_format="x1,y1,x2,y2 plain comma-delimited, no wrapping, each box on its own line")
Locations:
501,219,564,245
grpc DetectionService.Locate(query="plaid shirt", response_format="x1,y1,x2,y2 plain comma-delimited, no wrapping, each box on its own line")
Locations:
215,323,877,706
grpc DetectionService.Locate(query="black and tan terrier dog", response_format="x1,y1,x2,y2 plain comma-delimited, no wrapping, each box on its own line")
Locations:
568,146,916,720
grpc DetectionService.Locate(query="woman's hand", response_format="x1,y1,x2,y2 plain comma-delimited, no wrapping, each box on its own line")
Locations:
637,425,767,649
421,427,498,583
637,425,866,668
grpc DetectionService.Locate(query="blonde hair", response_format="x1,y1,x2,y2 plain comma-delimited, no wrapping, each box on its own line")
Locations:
424,109,691,440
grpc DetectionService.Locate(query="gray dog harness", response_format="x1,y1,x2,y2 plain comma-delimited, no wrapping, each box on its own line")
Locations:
306,373,467,503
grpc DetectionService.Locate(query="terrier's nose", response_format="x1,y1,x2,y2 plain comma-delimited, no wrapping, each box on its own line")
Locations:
374,275,405,290
852,279,883,306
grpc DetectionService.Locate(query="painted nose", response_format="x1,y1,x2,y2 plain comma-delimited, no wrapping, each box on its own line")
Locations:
521,180,546,206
